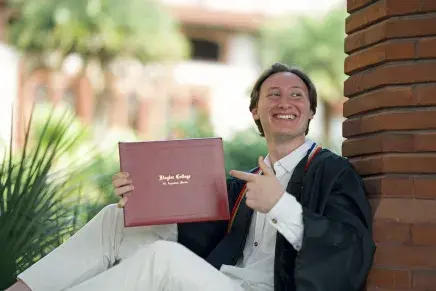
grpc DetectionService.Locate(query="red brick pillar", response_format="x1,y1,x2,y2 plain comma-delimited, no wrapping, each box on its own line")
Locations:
343,0,436,289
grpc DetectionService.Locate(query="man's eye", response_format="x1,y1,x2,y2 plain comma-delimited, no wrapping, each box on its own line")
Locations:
291,92,302,97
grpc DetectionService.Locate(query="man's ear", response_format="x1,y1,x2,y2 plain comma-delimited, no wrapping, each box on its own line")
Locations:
309,110,315,120
252,108,260,120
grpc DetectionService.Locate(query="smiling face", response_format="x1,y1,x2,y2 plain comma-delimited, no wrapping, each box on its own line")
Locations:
251,72,314,141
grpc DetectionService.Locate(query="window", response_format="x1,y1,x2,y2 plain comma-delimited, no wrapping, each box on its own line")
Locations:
190,38,220,61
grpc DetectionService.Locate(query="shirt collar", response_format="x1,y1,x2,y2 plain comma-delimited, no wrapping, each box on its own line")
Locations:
264,139,315,175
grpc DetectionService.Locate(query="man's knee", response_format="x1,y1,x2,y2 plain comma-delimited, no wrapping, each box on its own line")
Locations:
100,203,119,215
96,204,121,223
135,240,192,263
150,240,187,255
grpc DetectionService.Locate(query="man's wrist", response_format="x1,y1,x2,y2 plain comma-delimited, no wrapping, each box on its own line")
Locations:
267,191,303,226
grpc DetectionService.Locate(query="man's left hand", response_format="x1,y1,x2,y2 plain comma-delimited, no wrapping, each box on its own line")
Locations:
229,156,285,213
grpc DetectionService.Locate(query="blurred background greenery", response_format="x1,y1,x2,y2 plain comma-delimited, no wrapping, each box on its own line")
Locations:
0,0,346,288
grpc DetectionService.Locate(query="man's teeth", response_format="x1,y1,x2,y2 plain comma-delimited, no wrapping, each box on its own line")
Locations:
276,114,296,120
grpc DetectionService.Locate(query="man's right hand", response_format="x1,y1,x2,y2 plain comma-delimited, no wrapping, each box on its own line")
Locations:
112,172,134,208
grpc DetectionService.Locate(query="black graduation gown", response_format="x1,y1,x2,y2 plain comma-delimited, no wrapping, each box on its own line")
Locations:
177,148,376,291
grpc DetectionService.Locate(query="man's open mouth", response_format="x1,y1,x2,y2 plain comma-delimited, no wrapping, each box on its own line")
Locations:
273,114,296,120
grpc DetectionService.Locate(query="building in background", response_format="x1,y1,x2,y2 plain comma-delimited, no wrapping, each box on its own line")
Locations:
0,0,18,147
0,0,344,149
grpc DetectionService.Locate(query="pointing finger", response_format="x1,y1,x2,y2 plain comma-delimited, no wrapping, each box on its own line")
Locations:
258,156,274,176
229,170,257,182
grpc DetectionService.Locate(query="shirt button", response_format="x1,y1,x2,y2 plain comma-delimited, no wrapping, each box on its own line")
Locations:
254,242,258,247
272,218,278,224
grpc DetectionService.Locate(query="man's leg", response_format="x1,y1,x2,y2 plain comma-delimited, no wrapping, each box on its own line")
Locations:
65,240,244,291
17,204,176,291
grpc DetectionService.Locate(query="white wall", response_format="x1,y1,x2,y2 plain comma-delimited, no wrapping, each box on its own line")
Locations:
0,43,19,146
170,61,258,139
226,33,260,70
160,0,345,16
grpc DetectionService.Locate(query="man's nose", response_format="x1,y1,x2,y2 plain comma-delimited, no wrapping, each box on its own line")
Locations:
278,99,292,109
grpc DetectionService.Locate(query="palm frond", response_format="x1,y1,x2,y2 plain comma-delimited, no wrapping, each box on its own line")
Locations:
0,106,86,289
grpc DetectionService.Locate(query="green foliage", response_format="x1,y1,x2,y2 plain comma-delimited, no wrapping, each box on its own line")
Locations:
223,128,268,174
0,103,130,288
0,108,84,289
259,8,347,101
170,110,267,174
171,110,216,139
6,0,189,64
30,103,127,223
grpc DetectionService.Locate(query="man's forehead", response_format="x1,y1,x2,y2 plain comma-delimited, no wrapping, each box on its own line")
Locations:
261,72,308,91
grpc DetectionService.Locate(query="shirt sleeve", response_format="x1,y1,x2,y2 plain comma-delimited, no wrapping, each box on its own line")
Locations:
266,191,304,251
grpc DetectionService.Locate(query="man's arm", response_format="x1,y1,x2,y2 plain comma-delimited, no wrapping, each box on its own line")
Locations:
266,192,303,250
6,280,31,291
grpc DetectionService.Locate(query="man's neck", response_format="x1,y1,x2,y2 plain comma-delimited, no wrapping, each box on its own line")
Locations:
266,135,306,166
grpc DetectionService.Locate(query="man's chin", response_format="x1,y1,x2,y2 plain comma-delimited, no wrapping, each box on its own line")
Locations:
270,131,305,142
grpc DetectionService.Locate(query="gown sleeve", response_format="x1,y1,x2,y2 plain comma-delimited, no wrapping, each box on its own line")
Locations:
294,162,376,291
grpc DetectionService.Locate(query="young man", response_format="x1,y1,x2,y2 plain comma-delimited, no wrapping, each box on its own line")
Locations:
8,63,375,291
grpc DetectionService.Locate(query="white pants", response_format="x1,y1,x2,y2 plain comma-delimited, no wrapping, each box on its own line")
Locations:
18,204,245,291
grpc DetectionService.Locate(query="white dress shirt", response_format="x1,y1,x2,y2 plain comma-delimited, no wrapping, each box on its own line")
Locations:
220,139,315,291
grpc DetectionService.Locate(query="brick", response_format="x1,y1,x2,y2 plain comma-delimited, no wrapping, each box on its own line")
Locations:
421,0,436,12
417,37,436,58
343,132,436,157
414,83,436,105
406,132,436,152
351,153,436,175
343,84,436,117
374,220,411,243
412,224,436,246
342,116,361,137
367,268,411,289
346,0,387,34
369,198,436,224
345,21,388,54
346,0,421,34
345,14,436,53
343,133,413,156
344,61,436,97
374,244,436,268
343,86,413,117
343,109,436,137
363,175,414,197
414,176,436,199
342,134,395,157
363,175,436,199
345,40,416,75
413,132,436,152
413,270,436,290
347,0,375,13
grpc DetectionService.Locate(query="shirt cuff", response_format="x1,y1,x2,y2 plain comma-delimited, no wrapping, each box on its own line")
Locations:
266,191,304,250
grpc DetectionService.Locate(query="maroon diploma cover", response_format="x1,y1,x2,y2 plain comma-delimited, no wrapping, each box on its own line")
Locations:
118,138,230,227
